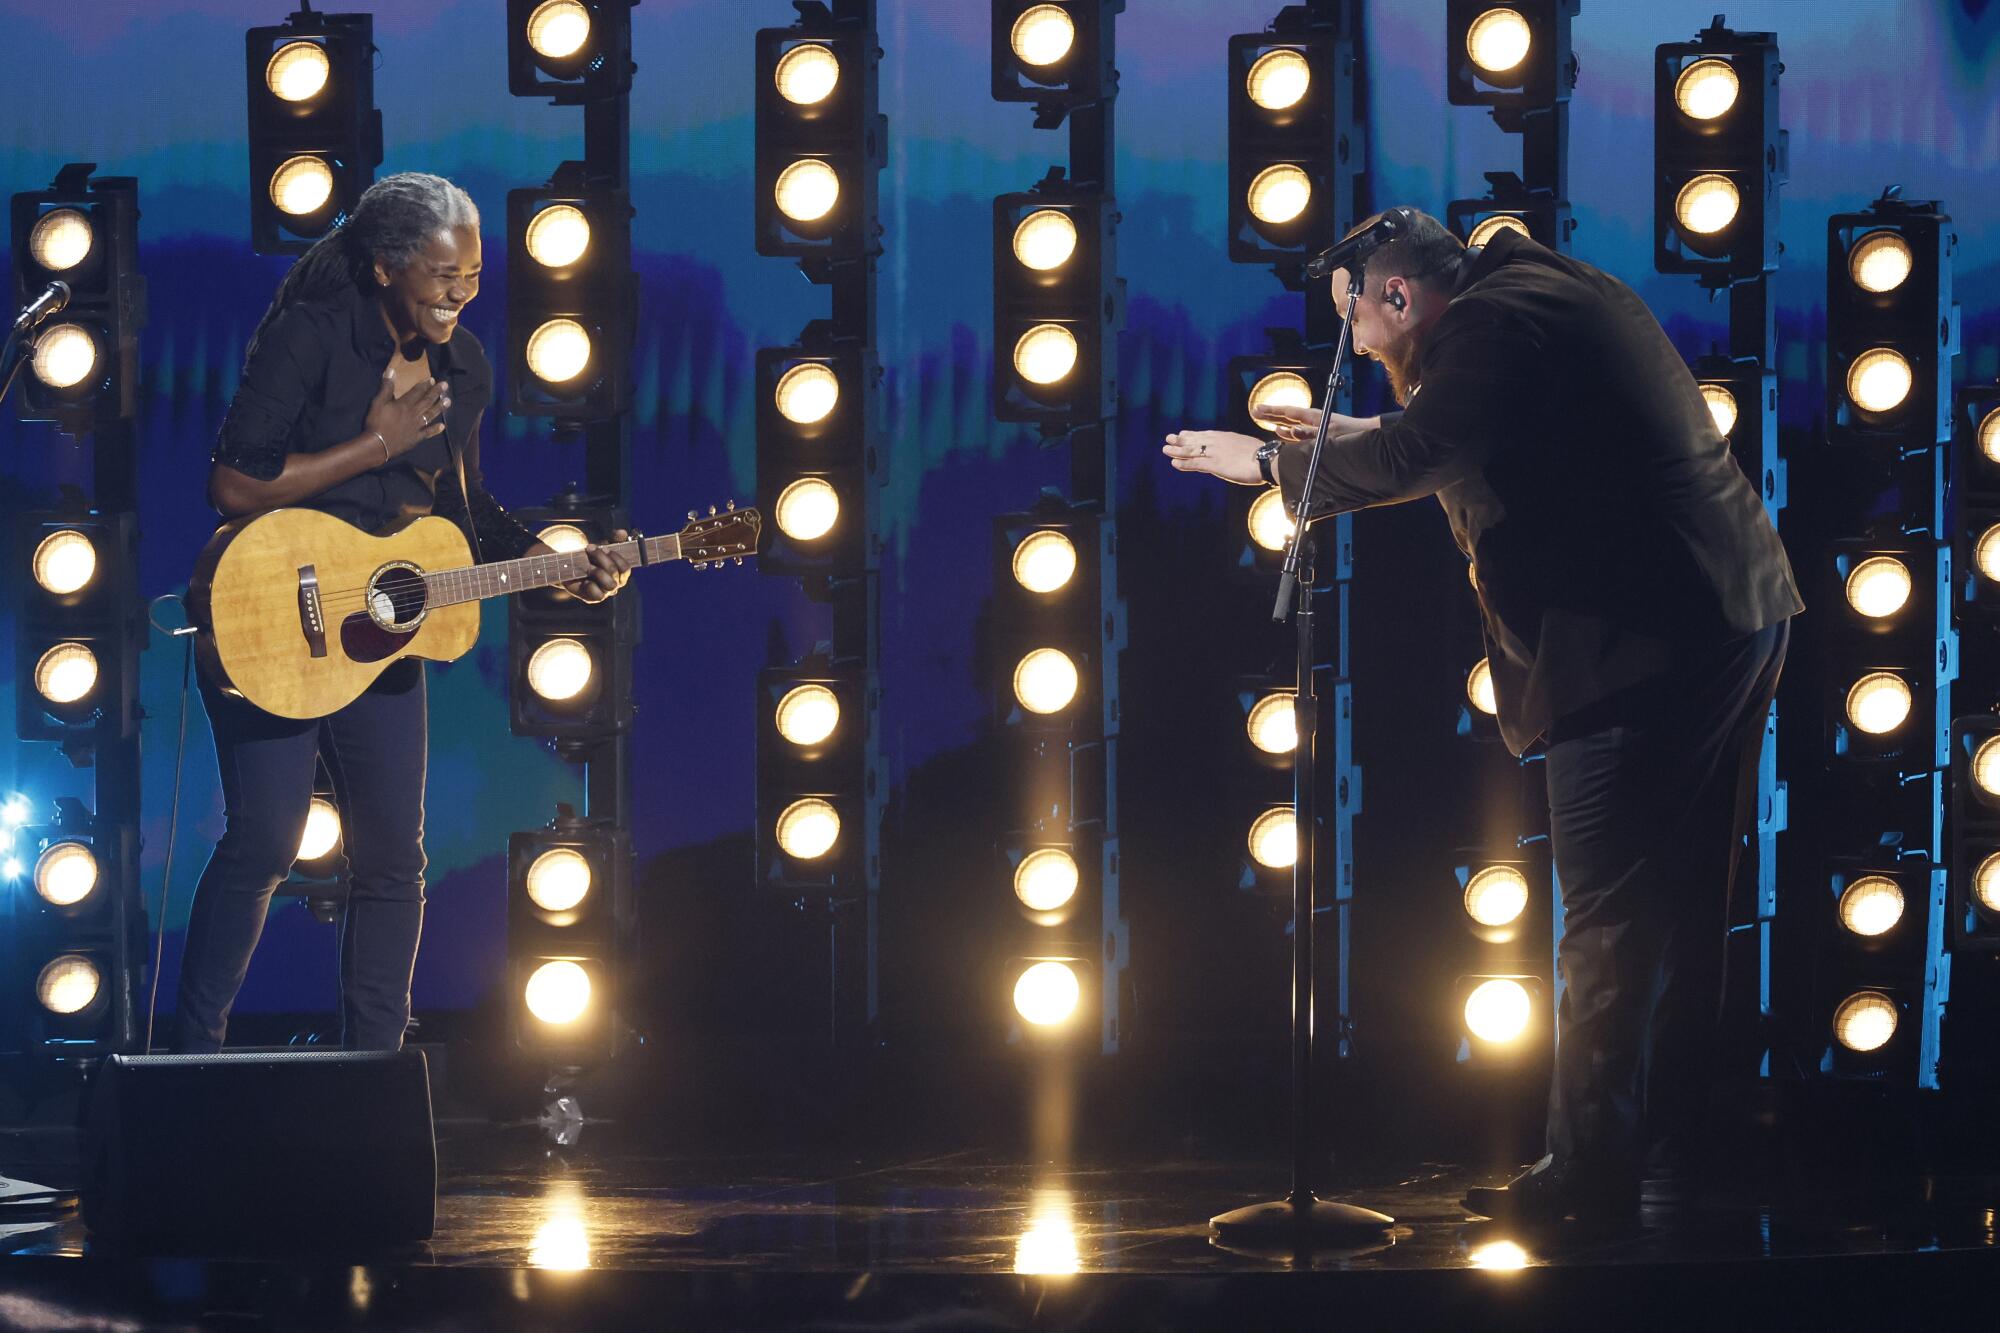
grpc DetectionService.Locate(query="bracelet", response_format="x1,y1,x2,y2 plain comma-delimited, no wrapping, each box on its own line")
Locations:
372,429,390,463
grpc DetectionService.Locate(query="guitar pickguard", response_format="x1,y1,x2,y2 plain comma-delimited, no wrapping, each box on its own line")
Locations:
340,612,419,664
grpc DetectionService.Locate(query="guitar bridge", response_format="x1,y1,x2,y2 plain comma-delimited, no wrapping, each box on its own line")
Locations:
297,564,328,659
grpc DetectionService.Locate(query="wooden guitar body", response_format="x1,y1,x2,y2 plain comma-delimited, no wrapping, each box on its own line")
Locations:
189,509,481,720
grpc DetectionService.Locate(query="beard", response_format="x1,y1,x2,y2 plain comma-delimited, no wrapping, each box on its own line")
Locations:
1366,326,1424,406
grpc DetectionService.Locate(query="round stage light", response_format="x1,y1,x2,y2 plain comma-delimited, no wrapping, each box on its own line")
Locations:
526,847,592,914
1467,214,1530,248
1845,556,1912,620
297,797,341,862
1977,853,2000,914
1837,875,1904,938
1247,488,1296,552
1848,230,1913,294
1673,174,1739,237
32,324,97,389
774,363,840,426
775,159,840,223
1247,371,1312,431
1845,348,1912,414
1246,164,1311,227
1980,407,2000,465
525,204,591,269
775,798,840,860
266,40,330,102
526,1,591,61
1464,978,1532,1043
28,208,93,272
525,318,592,385
1014,848,1079,914
32,529,97,597
1246,692,1298,756
1974,737,2000,799
1247,807,1297,870
37,954,100,1016
1246,49,1311,112
1013,209,1078,272
1013,324,1078,386
1465,8,1532,76
775,683,840,747
775,478,840,542
33,841,98,908
270,155,334,217
537,523,589,554
524,960,591,1026
775,42,840,105
1673,57,1739,120
1011,530,1077,595
1700,384,1738,438
1012,960,1081,1026
1010,5,1075,69
526,637,595,703
1978,525,2000,584
1833,990,1896,1053
1012,648,1079,715
1844,672,1911,736
34,643,98,706
1464,866,1529,929
1467,658,1497,716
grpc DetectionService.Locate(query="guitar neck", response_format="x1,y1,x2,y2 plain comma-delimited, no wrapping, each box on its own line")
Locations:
423,533,682,608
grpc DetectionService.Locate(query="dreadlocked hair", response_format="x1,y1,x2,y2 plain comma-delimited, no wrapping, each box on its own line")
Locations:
1346,207,1466,296
243,172,480,362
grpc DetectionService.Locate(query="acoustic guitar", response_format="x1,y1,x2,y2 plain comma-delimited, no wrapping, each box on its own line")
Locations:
187,503,760,719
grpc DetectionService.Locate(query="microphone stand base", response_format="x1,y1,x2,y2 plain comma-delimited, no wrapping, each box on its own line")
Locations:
1210,1193,1395,1242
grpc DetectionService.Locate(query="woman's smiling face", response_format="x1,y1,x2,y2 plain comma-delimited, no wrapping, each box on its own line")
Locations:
375,225,481,346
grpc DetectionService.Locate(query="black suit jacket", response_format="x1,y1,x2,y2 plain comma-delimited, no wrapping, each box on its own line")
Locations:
1276,228,1802,754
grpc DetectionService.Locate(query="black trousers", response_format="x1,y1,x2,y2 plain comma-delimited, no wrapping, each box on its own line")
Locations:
175,660,428,1052
1542,619,1789,1189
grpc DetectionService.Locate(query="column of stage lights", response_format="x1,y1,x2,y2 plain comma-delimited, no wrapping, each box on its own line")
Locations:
5,165,149,1063
990,1,1127,1052
752,0,887,1044
503,0,640,1067
245,8,381,257
1814,192,1956,1087
1653,18,1789,1070
1223,0,1363,1050
1440,1,1578,1067
1949,379,2000,1084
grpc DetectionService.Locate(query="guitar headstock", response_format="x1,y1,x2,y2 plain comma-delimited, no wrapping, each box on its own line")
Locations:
680,503,762,568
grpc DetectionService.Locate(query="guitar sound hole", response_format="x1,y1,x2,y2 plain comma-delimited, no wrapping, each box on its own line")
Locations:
366,564,429,632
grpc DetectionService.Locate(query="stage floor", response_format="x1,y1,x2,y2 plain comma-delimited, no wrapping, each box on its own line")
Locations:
3,1120,1998,1327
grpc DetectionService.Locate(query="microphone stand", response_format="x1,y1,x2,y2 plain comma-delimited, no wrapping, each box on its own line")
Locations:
1211,272,1393,1244
0,323,35,408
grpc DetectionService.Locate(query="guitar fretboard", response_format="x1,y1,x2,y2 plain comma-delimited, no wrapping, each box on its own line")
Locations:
423,534,683,608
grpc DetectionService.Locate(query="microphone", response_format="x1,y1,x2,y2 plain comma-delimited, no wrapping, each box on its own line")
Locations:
12,281,71,332
1303,209,1408,281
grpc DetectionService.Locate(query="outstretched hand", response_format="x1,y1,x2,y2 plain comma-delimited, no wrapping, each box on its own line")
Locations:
1257,403,1377,444
1161,429,1265,485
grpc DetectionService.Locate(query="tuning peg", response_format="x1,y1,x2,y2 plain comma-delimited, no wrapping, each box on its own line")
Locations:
688,509,698,521
707,504,716,516
694,560,707,570
725,499,736,511
734,556,744,566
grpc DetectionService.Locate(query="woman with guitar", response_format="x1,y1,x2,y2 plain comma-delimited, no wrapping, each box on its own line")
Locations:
178,173,632,1053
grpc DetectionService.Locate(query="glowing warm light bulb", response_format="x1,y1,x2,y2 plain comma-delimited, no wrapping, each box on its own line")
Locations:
774,159,840,223
538,523,590,554
1013,209,1078,272
1980,408,2000,465
34,643,98,705
1247,371,1312,431
1464,978,1532,1043
1010,5,1075,68
775,478,840,541
1246,164,1312,226
1837,875,1904,938
1845,557,1911,620
1465,8,1532,75
32,324,97,389
526,319,592,384
775,363,840,425
1467,658,1498,715
775,684,840,747
1463,866,1529,928
1673,58,1739,120
266,40,330,102
33,530,97,596
1014,848,1079,913
1977,852,2000,914
1674,174,1740,237
1248,807,1297,870
1012,960,1081,1026
297,796,341,861
37,955,100,1015
526,204,591,268
1833,990,1897,1053
775,42,840,105
1467,214,1530,248
526,848,592,913
1014,324,1079,386
1977,524,2000,584
33,841,98,908
1012,648,1079,714
1846,348,1912,414
1246,49,1311,111
526,0,591,60
1248,488,1296,552
270,155,334,216
527,638,595,702
1246,692,1298,755
1848,231,1914,294
1974,737,2000,799
1012,530,1077,594
28,208,92,271
1701,384,1738,438
775,798,840,859
1844,672,1911,735
524,960,591,1025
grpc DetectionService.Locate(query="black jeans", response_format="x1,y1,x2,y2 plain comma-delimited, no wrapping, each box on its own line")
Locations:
175,660,428,1052
1542,619,1789,1191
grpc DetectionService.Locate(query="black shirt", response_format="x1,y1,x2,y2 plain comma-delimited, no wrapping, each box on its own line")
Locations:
1276,228,1801,754
213,278,538,562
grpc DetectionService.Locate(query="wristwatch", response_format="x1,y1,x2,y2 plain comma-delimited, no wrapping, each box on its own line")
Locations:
1255,440,1282,487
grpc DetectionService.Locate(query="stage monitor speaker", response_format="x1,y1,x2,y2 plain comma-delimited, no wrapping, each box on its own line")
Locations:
82,1049,436,1251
